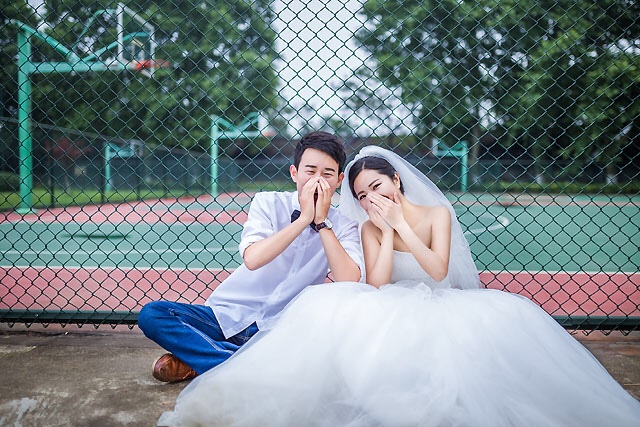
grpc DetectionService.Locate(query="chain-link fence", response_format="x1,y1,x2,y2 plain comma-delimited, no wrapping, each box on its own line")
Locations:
1,0,639,331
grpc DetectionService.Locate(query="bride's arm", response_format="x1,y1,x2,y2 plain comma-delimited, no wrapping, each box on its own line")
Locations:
361,221,394,288
394,206,451,282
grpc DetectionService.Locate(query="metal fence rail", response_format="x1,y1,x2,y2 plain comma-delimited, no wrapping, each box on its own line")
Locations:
1,0,638,331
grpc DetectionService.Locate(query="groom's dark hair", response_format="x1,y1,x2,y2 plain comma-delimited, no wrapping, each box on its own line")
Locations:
293,131,347,173
348,156,405,198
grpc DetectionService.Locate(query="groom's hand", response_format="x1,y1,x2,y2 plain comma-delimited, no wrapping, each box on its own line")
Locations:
298,177,319,225
313,177,332,224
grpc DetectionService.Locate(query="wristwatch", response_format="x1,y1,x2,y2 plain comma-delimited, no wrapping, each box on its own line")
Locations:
314,217,333,231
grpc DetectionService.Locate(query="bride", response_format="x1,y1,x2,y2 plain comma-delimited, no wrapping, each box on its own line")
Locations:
159,146,640,427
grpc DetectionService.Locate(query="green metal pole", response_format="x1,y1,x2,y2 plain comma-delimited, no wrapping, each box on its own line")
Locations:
104,144,112,193
17,29,34,214
210,118,220,197
460,141,468,192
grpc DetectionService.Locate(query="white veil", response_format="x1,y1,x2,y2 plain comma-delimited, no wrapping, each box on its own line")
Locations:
338,146,481,290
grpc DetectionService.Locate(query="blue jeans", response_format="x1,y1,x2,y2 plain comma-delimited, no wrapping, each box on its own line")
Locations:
138,301,259,374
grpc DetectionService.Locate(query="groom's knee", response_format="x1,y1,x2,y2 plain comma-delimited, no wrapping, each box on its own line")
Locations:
138,300,168,337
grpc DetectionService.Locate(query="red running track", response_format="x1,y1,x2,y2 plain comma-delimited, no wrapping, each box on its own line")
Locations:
0,195,250,225
1,266,638,318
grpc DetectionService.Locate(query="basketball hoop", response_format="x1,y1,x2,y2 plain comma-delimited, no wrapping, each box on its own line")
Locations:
134,59,169,70
130,59,170,77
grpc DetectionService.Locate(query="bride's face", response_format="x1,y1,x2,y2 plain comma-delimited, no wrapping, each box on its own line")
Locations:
352,169,400,211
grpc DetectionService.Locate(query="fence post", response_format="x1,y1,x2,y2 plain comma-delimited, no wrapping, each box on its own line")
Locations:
460,141,468,192
16,29,34,214
210,120,220,197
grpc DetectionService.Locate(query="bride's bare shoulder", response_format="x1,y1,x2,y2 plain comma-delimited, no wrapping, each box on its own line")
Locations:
415,204,448,216
429,205,449,215
361,220,378,234
413,205,450,228
361,220,385,242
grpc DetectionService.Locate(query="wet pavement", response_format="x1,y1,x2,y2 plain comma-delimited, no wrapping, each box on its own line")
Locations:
0,324,639,426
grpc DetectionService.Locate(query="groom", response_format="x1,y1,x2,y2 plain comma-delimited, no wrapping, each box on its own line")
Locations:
138,131,364,382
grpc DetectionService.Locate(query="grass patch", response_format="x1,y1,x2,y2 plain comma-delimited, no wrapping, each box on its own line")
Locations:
0,187,200,211
0,181,295,212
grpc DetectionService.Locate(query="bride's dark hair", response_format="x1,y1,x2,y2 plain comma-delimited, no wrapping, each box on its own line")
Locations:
347,156,405,198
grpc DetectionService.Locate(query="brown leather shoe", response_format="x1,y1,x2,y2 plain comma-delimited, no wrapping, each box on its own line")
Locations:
152,353,198,383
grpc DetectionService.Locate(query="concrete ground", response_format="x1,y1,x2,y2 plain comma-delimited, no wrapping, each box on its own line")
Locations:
0,324,639,427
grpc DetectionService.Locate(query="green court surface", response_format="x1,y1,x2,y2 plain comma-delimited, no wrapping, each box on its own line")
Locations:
1,192,638,323
1,220,243,270
459,197,639,273
1,192,638,273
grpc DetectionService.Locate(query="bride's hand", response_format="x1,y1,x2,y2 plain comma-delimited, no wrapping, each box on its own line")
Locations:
367,202,393,233
368,192,405,230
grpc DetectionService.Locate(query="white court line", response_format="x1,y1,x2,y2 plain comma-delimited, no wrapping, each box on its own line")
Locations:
0,246,224,257
2,212,508,265
3,215,509,258
463,215,510,235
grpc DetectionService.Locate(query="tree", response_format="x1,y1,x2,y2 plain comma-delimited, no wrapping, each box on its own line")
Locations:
354,0,495,180
135,0,279,151
487,0,640,183
13,0,279,152
352,0,640,186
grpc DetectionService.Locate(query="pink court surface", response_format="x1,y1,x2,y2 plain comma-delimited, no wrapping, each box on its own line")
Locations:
1,195,639,319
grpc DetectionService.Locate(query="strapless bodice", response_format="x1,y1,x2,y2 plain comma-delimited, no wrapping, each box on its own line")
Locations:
390,251,451,288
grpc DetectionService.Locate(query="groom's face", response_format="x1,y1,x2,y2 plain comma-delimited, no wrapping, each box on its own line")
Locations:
290,148,344,197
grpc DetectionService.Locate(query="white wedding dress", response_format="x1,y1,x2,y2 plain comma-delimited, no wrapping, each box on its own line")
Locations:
159,251,640,427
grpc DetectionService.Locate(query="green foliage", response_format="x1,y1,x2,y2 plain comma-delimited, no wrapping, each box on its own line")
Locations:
356,0,491,144
353,0,640,180
8,0,279,152
0,172,20,191
488,0,640,176
0,186,206,211
4,0,639,185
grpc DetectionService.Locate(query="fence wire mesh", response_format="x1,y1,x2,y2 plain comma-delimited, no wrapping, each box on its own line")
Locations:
1,0,639,331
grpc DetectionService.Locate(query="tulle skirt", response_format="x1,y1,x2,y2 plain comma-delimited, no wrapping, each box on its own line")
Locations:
159,282,640,427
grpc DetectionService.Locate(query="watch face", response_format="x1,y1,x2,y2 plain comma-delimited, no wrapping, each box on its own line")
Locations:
315,218,332,231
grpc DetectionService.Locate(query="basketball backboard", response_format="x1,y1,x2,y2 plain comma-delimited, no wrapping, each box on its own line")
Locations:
116,4,157,77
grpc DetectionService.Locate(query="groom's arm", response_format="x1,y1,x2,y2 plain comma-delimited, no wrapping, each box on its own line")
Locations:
319,230,360,282
243,218,310,270
240,192,310,271
243,179,323,270
312,178,362,282
319,219,363,282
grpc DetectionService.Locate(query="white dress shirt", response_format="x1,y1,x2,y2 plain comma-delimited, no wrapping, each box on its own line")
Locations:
206,191,364,338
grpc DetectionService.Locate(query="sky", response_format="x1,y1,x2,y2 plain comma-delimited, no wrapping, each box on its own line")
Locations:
271,0,412,135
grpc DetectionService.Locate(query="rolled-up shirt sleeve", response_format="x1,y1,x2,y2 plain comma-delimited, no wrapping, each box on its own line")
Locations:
238,193,275,257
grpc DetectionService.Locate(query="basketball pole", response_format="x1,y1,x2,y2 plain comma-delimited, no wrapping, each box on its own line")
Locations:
209,113,263,198
433,138,469,192
10,10,155,214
